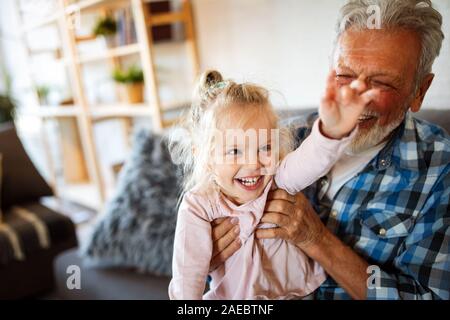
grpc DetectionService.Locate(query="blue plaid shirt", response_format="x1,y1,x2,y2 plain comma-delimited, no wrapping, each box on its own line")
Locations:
289,112,450,300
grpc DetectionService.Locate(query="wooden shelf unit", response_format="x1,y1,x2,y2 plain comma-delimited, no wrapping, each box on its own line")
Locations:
77,43,140,63
15,0,200,210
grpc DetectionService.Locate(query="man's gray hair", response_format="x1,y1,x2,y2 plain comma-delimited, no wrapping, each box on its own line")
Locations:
336,0,445,89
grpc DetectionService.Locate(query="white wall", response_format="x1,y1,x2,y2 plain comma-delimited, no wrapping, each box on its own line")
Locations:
193,0,450,109
2,0,449,110
426,0,450,109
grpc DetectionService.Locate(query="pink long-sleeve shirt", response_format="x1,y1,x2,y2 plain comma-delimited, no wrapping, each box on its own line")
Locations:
169,119,355,300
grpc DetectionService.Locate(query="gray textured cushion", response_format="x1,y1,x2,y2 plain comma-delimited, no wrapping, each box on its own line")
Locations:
82,130,181,276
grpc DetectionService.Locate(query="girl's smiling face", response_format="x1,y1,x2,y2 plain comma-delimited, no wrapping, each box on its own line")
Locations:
210,105,278,205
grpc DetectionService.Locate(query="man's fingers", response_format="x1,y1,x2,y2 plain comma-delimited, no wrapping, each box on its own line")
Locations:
350,74,368,94
209,238,241,272
212,224,240,257
264,199,294,216
267,189,296,203
211,217,238,241
360,88,380,105
260,212,290,227
209,258,221,273
211,217,226,227
255,227,284,240
339,86,358,106
324,69,337,102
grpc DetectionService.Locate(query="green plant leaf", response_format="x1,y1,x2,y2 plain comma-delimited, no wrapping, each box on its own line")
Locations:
112,65,144,84
93,15,117,36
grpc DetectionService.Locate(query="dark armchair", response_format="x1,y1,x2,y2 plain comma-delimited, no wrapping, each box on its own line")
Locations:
0,122,78,299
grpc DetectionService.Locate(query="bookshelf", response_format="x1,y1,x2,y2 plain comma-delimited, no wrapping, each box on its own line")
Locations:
15,0,200,210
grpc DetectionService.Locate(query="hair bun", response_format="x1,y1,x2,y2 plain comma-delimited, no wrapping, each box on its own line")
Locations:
193,70,226,112
201,70,223,87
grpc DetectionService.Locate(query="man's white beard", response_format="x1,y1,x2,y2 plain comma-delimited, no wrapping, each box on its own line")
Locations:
349,109,407,154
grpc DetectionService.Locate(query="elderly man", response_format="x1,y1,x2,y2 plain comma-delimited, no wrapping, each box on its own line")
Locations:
210,0,449,300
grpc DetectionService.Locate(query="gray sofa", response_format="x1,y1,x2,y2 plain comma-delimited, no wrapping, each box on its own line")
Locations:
47,108,450,300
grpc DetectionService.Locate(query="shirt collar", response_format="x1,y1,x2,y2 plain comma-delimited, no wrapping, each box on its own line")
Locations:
218,179,274,213
372,112,422,172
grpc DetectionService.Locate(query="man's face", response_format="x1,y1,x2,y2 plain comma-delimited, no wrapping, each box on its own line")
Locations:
333,28,422,153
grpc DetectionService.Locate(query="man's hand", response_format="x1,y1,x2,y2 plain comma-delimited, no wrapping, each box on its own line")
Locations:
209,217,241,272
319,70,379,139
255,189,325,249
209,188,370,299
256,188,370,299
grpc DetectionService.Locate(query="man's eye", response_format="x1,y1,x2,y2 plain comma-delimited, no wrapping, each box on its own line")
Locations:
371,80,394,89
336,74,355,79
226,148,241,156
335,74,354,84
336,74,353,78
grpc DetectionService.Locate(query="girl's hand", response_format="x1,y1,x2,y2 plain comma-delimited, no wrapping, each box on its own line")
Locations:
319,70,380,139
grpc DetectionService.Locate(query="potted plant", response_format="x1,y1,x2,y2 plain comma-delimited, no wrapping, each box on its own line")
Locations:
36,85,50,105
0,94,15,124
1,67,15,124
93,15,118,48
112,65,145,104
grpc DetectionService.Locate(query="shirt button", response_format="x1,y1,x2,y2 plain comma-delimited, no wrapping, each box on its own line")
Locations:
331,210,338,218
379,228,387,236
380,159,389,167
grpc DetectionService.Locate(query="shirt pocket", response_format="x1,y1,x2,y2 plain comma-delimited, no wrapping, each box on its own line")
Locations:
355,209,415,263
359,209,414,239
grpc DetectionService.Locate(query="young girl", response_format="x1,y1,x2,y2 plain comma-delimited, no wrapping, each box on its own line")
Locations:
168,70,375,300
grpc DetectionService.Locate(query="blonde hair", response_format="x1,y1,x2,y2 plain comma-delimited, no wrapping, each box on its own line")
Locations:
168,70,294,195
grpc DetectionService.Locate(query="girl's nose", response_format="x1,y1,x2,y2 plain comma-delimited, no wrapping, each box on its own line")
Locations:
245,153,263,169
247,161,261,170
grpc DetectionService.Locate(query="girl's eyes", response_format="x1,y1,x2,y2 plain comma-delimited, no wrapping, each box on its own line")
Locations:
225,145,271,156
226,148,241,156
259,144,272,152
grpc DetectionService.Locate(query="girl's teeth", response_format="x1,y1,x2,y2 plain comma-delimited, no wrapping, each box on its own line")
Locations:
239,177,260,186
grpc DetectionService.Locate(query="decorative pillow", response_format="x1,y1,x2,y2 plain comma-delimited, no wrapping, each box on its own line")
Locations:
0,123,53,210
82,129,181,276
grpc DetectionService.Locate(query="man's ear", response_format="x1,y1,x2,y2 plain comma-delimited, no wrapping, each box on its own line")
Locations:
410,73,434,113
